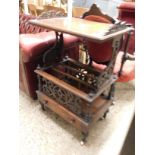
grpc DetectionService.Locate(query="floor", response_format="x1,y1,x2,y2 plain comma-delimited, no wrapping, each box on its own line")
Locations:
120,116,135,155
19,81,135,155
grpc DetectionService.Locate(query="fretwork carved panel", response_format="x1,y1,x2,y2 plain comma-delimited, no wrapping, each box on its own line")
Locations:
41,77,83,117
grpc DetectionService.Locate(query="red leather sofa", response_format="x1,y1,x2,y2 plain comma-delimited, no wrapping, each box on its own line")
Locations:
19,13,80,99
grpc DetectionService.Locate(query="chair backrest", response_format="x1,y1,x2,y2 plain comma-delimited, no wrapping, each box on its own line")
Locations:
28,4,38,16
37,10,67,20
82,4,120,64
82,4,116,24
43,5,65,14
19,14,49,34
72,7,89,18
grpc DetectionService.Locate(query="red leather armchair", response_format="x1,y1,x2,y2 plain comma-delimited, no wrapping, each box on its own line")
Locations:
19,13,80,99
117,2,135,54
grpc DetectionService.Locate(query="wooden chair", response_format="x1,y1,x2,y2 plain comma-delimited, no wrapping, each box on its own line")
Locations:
72,7,89,18
28,4,38,16
19,0,24,13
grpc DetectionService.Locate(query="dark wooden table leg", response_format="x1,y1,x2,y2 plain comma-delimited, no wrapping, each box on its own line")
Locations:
81,132,89,145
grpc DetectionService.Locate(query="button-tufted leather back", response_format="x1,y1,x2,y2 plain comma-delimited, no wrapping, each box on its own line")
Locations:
19,13,49,34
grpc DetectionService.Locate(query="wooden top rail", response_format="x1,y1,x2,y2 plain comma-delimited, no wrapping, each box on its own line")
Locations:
35,69,94,102
35,69,117,103
29,17,133,43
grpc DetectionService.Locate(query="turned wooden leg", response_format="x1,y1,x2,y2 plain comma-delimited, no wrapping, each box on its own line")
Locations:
80,132,89,145
108,83,115,105
39,101,46,111
103,109,109,119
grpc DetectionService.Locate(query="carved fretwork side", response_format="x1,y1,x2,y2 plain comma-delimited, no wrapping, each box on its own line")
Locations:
40,76,83,116
37,74,94,122
96,35,122,89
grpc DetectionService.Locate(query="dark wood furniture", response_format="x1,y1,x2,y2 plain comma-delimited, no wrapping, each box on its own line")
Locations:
29,4,133,144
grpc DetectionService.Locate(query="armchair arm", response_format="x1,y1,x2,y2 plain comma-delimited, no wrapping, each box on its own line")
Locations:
118,51,135,78
125,53,135,61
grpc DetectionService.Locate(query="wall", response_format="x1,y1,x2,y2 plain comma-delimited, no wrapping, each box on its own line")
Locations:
73,0,123,18
27,0,124,18
28,0,39,5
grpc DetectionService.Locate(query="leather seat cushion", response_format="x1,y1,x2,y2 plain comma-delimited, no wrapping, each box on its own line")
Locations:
92,51,135,82
20,31,80,63
84,15,114,62
84,15,112,24
114,51,135,82
19,31,56,62
63,34,80,48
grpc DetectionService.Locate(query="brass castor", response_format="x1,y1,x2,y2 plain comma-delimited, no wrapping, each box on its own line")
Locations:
80,132,88,146
80,140,85,146
112,100,116,105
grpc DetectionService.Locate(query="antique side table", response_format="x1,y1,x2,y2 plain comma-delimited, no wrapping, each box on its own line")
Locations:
29,17,133,144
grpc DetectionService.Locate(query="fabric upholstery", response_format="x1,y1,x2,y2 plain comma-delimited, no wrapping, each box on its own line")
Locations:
114,51,135,82
19,14,80,99
84,15,112,24
117,2,135,54
92,51,135,82
20,31,56,62
84,15,113,63
63,34,80,49
84,14,135,82
118,2,135,11
19,14,49,34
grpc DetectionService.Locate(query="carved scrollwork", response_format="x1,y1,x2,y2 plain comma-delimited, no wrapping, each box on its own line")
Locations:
96,35,122,89
41,77,83,116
